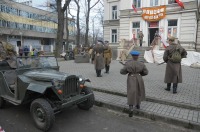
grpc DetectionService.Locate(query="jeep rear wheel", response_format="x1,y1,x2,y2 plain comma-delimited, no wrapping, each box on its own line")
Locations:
30,98,55,131
78,87,95,110
0,97,5,108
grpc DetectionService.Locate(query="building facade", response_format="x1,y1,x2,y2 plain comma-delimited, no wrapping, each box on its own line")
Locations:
104,0,200,51
0,0,75,52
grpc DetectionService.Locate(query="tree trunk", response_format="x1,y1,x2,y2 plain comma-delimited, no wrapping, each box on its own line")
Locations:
55,0,64,57
75,0,80,47
85,1,90,47
66,8,69,51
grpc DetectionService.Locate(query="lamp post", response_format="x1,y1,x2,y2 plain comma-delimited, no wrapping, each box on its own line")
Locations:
19,32,23,47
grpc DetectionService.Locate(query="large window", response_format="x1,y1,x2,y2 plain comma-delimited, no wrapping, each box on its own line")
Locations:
112,6,117,20
132,22,140,38
168,0,177,4
150,0,158,6
167,20,177,38
111,29,117,43
133,0,141,8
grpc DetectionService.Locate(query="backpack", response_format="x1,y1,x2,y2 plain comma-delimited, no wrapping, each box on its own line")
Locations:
169,46,182,63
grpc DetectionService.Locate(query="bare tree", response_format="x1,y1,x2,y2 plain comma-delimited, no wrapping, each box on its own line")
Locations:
74,0,81,47
84,0,100,47
55,0,71,57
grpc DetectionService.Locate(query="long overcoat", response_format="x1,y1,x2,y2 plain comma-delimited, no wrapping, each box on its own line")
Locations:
92,44,107,70
163,43,187,83
104,46,112,65
120,60,148,105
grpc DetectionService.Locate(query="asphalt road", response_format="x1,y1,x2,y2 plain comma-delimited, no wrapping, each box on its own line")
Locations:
0,104,197,132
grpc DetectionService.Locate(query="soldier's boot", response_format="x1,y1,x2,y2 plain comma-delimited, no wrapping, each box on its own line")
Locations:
129,105,133,117
104,65,108,73
107,65,110,74
96,69,99,77
135,104,140,109
98,70,102,77
173,83,178,94
165,83,171,91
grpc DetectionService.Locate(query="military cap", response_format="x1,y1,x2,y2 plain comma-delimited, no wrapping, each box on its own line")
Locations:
97,40,104,45
168,36,175,41
130,51,140,56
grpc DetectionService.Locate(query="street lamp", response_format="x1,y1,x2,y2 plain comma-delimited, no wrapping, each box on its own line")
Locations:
19,32,23,47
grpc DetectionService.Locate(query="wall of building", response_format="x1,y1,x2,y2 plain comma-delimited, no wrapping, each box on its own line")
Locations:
104,0,199,49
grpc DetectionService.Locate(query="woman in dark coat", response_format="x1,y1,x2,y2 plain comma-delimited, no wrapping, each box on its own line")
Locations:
163,36,187,94
120,51,148,117
92,41,107,77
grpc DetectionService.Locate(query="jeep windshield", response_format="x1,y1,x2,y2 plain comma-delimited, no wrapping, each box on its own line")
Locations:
16,56,58,69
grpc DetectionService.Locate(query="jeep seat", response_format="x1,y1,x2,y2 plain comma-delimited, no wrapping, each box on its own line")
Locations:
4,70,17,90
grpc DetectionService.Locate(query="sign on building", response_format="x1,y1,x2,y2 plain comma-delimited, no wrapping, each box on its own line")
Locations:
142,5,166,22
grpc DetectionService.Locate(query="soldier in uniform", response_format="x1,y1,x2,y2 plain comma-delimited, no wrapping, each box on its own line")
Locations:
92,40,107,77
163,36,187,94
120,51,148,117
138,31,144,47
103,41,112,73
0,41,17,69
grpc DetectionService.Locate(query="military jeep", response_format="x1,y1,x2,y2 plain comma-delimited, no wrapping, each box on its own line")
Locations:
0,56,94,131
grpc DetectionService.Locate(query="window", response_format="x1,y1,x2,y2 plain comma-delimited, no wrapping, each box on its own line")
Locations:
132,22,140,38
167,20,177,38
150,0,158,6
112,6,117,20
168,0,177,4
111,29,117,43
133,0,141,8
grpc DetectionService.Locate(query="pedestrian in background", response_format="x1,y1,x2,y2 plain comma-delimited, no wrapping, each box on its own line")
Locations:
138,31,144,47
103,41,112,73
18,46,23,56
92,40,107,77
23,46,29,56
120,51,148,117
163,36,187,94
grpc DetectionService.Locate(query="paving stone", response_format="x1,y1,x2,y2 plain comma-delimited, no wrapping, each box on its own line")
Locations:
59,60,200,108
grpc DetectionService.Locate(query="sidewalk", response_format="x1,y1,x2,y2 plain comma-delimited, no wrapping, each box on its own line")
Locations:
59,60,200,130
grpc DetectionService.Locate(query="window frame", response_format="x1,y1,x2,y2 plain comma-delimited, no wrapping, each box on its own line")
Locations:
167,19,178,38
132,22,140,38
111,29,118,43
133,0,141,8
150,0,159,6
112,6,118,20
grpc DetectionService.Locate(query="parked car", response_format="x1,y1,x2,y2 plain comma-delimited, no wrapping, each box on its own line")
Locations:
0,56,94,131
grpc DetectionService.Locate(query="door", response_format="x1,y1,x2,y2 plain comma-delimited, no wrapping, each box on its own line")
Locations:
149,28,158,46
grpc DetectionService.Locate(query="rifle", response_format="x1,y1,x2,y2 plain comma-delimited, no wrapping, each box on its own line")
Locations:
119,61,125,65
157,61,165,65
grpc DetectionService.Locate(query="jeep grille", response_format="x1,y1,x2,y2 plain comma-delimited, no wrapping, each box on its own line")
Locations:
63,75,79,97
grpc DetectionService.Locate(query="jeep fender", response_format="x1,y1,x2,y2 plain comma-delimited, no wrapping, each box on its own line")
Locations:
27,83,51,94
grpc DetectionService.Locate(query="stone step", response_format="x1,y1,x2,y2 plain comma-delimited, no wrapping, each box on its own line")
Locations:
94,91,200,131
91,87,200,111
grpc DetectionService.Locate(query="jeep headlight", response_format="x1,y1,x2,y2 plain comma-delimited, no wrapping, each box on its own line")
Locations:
79,78,83,82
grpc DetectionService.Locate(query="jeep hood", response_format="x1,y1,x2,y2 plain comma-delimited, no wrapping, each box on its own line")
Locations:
24,69,70,81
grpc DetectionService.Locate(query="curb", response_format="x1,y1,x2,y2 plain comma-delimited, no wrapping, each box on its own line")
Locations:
94,99,200,131
90,87,200,111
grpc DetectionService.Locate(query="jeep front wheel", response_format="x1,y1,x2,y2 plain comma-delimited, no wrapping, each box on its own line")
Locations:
78,87,95,110
0,97,5,108
30,98,55,131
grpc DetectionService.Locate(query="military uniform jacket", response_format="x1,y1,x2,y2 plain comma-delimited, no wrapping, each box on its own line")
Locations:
163,43,187,83
120,60,148,105
103,46,112,65
92,44,107,70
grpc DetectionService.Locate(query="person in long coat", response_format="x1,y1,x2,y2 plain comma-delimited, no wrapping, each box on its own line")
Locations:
163,36,187,94
92,40,107,77
120,51,148,117
103,41,112,73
